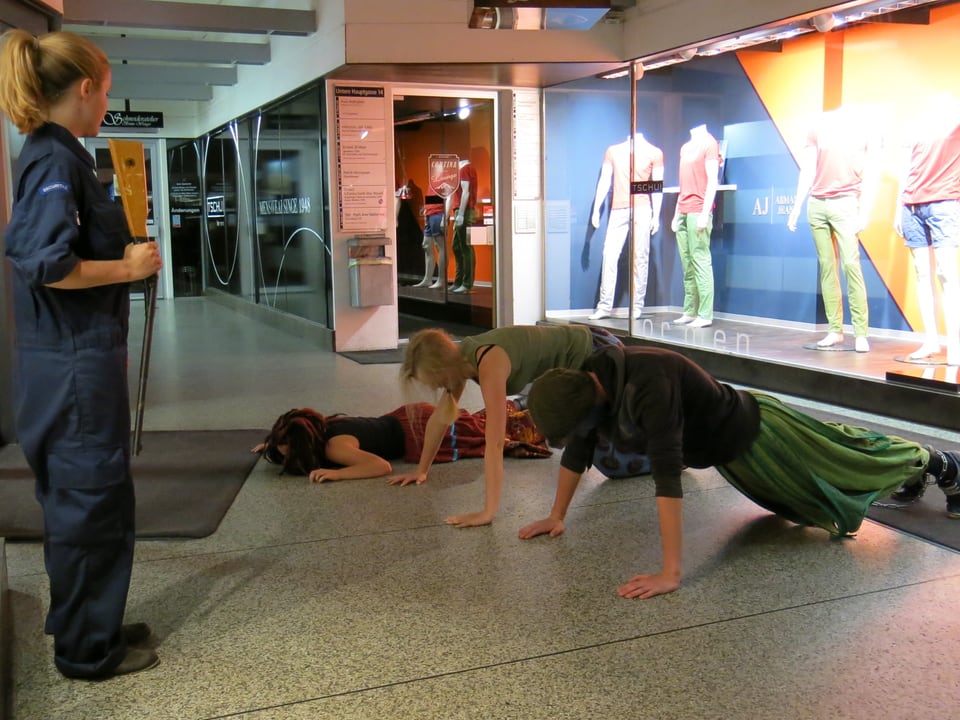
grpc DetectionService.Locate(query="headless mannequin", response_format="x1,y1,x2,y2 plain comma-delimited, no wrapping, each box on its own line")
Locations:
787,105,879,352
670,124,719,328
895,95,960,364
446,159,477,292
589,133,664,320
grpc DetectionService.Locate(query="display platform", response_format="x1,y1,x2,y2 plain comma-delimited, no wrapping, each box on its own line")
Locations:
548,310,960,432
886,366,960,393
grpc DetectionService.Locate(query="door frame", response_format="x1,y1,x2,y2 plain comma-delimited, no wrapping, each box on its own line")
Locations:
84,137,172,300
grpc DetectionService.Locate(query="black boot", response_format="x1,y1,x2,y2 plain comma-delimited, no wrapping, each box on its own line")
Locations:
934,449,960,519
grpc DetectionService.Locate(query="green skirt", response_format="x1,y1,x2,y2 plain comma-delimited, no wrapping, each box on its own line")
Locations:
717,393,928,536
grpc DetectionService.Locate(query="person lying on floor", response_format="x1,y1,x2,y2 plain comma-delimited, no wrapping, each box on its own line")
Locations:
519,343,960,600
252,401,551,482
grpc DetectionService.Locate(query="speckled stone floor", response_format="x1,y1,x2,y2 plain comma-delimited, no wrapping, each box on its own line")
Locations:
5,298,960,720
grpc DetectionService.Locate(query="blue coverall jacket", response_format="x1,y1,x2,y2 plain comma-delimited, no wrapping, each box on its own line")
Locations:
4,122,136,678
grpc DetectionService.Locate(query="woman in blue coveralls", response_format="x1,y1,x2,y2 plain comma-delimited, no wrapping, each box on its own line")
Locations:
0,30,163,679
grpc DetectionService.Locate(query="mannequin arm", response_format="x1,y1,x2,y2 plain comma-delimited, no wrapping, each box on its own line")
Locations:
592,162,614,228
787,145,817,232
697,158,719,230
456,180,471,226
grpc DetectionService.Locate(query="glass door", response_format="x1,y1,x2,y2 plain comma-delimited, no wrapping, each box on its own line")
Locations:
85,138,166,299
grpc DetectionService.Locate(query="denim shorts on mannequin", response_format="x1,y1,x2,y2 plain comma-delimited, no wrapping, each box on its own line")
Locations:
901,199,960,249
423,213,445,237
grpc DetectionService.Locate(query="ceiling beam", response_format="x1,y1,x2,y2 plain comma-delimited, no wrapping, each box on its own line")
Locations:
90,35,271,65
64,0,316,36
109,78,212,101
110,63,238,87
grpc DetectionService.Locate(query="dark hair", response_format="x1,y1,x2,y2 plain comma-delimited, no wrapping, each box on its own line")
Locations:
261,408,343,475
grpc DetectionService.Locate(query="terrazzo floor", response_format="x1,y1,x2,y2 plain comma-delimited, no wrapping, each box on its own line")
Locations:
5,298,960,720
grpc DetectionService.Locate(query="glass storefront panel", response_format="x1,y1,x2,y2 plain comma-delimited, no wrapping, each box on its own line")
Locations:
252,85,329,325
201,121,246,297
168,139,203,297
544,2,960,374
192,83,331,326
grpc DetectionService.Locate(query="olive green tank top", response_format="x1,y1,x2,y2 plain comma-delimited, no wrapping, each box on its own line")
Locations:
458,325,593,395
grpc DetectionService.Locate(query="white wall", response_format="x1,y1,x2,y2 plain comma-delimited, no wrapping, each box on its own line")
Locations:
325,81,397,352
150,1,348,138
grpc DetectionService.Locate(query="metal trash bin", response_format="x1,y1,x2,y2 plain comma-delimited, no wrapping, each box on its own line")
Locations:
349,257,394,307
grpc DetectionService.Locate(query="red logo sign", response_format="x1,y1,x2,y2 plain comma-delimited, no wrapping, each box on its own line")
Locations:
428,154,460,198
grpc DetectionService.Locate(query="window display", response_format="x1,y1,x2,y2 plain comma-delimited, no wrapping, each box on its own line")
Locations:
543,1,960,377
392,94,496,326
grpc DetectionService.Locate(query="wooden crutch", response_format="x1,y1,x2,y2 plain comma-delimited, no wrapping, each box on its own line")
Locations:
108,139,156,456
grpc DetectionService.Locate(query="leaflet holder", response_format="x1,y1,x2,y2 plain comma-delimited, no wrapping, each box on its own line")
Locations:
347,234,394,307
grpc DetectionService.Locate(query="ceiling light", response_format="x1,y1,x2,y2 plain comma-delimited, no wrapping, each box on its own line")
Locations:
601,68,630,79
810,12,837,32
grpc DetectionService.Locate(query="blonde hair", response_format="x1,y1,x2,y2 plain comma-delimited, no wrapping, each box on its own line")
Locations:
400,328,472,396
0,29,109,134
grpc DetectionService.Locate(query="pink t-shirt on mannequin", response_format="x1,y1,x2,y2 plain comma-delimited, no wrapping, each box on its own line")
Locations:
677,128,720,214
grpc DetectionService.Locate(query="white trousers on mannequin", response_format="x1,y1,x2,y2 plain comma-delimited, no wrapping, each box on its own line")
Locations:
595,204,653,315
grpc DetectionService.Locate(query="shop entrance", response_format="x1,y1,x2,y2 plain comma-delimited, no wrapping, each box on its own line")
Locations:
393,92,497,330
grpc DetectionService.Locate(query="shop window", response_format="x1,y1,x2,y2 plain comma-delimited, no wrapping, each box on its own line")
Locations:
544,3,960,372
252,85,329,325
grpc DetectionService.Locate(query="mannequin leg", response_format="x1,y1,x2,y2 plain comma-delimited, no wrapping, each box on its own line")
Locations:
934,246,960,364
592,209,629,319
909,245,941,359
687,213,714,324
808,197,845,345
675,213,698,321
430,238,446,289
413,235,436,287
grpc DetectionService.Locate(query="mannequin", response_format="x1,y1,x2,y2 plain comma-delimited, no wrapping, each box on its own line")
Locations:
670,124,719,328
589,133,664,320
414,194,447,288
445,158,478,293
895,95,960,364
787,105,880,353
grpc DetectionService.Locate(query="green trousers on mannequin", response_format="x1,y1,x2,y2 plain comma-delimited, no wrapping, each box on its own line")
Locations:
806,195,869,337
675,212,714,321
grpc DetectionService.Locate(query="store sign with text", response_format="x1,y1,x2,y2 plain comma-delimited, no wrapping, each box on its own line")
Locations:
428,154,460,198
100,111,164,130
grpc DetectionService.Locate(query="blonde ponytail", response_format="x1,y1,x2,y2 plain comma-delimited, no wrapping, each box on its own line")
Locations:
0,29,108,134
